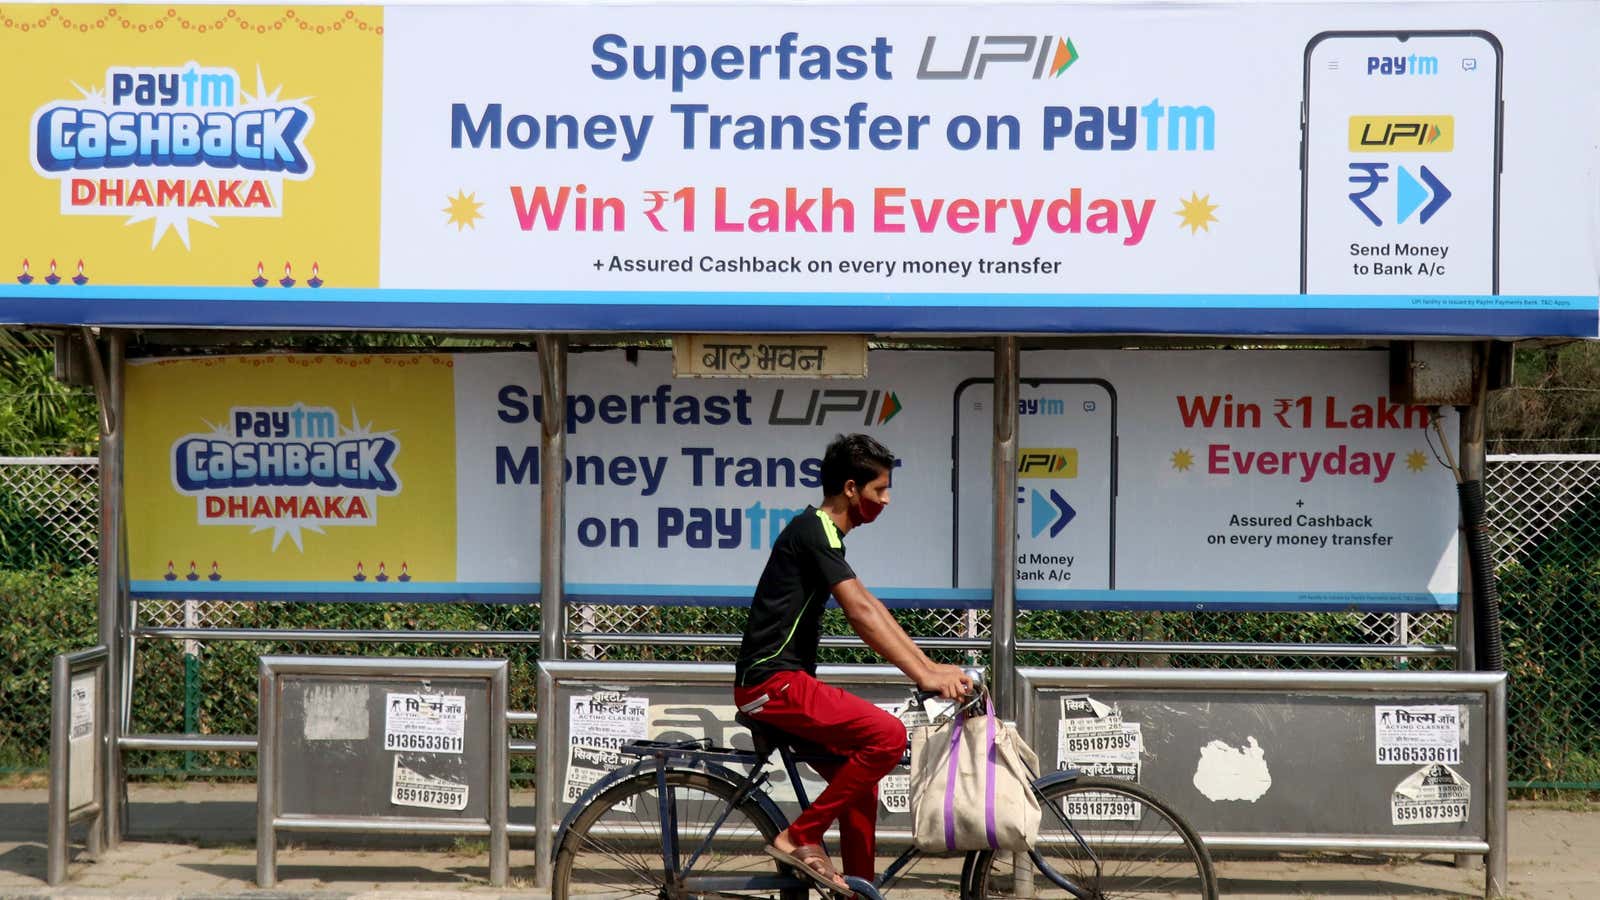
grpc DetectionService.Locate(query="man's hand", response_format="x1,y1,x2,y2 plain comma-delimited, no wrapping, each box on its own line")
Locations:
917,663,973,701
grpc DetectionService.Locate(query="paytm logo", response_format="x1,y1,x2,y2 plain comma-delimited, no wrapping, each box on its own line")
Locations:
1366,54,1438,76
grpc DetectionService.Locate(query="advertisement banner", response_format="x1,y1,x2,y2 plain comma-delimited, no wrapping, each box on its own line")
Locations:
126,349,1458,611
1,2,1597,337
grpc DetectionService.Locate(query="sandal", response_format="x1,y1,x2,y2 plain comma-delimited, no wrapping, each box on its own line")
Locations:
764,843,852,896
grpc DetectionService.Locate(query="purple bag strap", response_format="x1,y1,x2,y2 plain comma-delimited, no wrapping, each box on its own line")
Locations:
984,696,999,849
943,707,963,850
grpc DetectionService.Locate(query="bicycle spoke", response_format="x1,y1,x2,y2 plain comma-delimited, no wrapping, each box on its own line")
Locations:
555,769,797,899
974,778,1214,899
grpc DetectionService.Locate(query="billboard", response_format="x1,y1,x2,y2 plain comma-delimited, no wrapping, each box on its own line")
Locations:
126,349,1458,611
0,2,1596,337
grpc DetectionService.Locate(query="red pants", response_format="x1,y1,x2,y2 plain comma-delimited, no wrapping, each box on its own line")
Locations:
734,670,906,880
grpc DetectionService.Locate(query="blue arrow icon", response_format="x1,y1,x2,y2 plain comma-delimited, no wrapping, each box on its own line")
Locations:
1397,165,1450,225
1417,166,1450,223
1396,166,1426,224
1030,489,1077,538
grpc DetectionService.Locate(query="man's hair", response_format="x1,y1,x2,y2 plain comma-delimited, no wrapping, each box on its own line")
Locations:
821,433,895,496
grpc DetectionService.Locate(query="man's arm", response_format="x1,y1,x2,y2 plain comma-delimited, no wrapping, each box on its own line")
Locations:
832,577,970,699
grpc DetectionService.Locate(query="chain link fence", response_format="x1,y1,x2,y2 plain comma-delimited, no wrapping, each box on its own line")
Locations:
1,455,1596,791
1485,455,1600,789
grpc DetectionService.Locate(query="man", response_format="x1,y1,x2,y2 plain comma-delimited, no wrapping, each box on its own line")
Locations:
734,433,970,894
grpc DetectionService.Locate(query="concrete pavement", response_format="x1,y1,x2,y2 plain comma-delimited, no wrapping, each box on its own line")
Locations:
1,783,1595,898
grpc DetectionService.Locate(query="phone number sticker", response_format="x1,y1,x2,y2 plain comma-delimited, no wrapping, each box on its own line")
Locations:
1065,791,1142,822
1375,705,1462,766
1391,764,1470,826
390,757,468,811
385,692,467,755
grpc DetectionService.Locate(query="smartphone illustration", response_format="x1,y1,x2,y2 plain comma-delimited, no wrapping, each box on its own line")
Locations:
950,378,1117,592
1300,30,1503,295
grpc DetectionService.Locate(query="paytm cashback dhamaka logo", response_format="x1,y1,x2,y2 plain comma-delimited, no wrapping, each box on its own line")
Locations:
31,62,315,248
171,404,399,549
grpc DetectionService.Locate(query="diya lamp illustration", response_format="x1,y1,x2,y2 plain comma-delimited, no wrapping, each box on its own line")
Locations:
353,561,367,582
251,261,268,288
72,259,88,286
163,561,177,581
307,261,323,288
16,259,32,285
278,261,295,288
397,562,411,583
375,562,389,582
185,561,200,581
44,259,60,285
208,561,222,582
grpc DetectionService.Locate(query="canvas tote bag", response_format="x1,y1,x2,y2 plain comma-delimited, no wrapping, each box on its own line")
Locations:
908,697,1041,852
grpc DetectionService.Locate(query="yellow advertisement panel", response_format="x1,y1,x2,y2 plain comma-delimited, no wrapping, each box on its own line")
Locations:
126,355,459,596
0,5,381,288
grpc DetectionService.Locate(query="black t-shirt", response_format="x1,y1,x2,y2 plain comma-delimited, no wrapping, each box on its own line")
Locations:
735,507,857,687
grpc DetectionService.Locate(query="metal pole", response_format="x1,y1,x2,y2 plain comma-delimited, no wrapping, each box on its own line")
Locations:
533,334,568,887
1487,675,1508,897
256,661,277,888
1455,395,1481,674
1458,347,1491,873
537,335,568,664
48,653,69,885
534,663,557,888
991,337,1019,717
1012,668,1034,896
83,329,125,848
489,666,510,886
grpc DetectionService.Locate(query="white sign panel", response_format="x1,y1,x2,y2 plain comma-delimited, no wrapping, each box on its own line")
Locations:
365,2,1600,338
67,672,96,810
383,693,467,754
1375,705,1464,766
485,348,1457,611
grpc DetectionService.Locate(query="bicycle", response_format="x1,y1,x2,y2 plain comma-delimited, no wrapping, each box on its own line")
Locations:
553,676,1218,899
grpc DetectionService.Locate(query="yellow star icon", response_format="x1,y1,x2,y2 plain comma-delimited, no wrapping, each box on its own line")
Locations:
443,189,486,231
1171,449,1195,472
1175,192,1219,234
1406,450,1429,472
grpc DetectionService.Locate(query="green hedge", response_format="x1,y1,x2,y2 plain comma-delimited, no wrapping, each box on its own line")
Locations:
0,568,98,769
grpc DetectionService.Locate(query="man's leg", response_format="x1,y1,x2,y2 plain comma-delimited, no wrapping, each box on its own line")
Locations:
737,671,905,882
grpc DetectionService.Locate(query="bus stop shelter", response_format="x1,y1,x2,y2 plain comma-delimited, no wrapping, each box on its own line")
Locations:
3,1,1597,896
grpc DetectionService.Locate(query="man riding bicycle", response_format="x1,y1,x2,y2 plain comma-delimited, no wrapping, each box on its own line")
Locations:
734,433,971,895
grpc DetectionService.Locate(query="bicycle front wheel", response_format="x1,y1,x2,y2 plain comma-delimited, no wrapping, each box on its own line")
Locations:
969,776,1217,899
553,767,806,900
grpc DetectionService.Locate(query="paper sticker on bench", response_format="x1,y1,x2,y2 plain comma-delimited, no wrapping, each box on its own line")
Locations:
384,692,466,754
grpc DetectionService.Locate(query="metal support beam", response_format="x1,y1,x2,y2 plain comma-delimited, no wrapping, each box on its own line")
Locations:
991,337,1019,717
83,329,125,849
533,335,567,888
1455,346,1486,673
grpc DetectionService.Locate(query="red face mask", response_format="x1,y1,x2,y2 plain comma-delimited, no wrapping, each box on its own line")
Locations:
849,494,885,526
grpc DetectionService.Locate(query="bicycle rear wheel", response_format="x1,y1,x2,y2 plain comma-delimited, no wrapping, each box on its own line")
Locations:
969,776,1217,899
553,767,806,900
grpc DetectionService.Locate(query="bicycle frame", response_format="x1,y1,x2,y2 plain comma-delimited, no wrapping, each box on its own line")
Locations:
613,735,925,900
